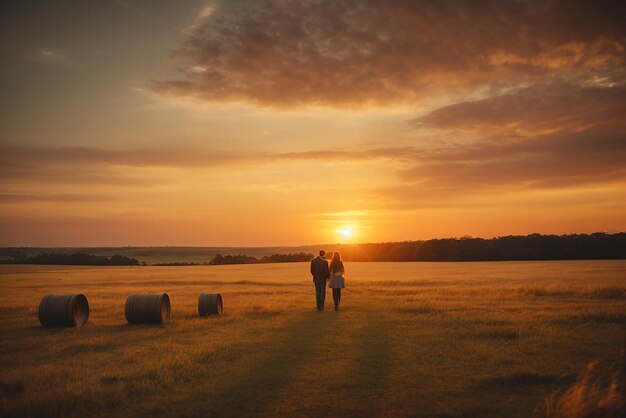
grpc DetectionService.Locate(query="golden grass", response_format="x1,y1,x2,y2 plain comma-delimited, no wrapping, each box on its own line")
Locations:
540,360,625,418
0,261,624,417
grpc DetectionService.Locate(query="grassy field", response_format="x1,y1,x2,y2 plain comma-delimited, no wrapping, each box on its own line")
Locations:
0,261,624,417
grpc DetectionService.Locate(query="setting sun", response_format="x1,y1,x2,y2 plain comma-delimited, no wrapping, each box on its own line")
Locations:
339,227,354,240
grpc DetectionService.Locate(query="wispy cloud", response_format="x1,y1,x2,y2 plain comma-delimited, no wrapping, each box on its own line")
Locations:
0,145,417,169
37,49,64,61
184,0,218,34
0,193,113,204
31,48,72,66
3,123,624,193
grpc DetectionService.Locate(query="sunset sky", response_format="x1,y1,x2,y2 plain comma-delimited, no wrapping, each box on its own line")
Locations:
1,0,625,246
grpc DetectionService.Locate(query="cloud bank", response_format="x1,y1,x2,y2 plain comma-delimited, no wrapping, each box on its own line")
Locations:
153,0,626,107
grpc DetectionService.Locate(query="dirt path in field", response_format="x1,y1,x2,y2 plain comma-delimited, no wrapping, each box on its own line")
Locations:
122,300,396,418
252,303,394,417
341,311,393,416
203,309,339,417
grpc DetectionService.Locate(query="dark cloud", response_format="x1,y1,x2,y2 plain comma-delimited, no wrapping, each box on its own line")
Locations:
413,84,626,134
398,126,626,188
153,0,626,107
367,123,626,209
397,82,626,189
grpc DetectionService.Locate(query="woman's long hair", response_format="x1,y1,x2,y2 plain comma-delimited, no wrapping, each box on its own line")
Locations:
329,251,344,274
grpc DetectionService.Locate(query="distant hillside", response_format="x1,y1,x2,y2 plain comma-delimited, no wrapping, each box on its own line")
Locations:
0,252,142,266
1,232,624,265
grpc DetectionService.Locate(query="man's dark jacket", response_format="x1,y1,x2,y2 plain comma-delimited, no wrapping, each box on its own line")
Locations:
310,256,330,284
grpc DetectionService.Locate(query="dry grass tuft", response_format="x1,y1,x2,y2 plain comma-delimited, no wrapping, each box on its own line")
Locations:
576,313,626,325
0,380,25,399
587,287,626,300
479,373,561,390
552,311,626,326
520,287,576,297
397,305,443,315
99,375,124,386
474,329,521,340
242,305,283,318
539,361,625,418
519,286,626,300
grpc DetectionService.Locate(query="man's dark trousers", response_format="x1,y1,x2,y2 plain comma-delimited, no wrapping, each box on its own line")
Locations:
315,281,326,310
311,255,330,310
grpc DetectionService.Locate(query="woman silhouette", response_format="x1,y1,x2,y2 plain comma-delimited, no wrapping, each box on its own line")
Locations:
328,251,345,311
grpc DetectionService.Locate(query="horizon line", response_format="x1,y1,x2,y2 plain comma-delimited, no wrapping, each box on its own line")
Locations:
1,231,623,249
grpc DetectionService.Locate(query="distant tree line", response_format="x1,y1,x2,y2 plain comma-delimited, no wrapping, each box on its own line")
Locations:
210,254,260,265
330,233,626,262
259,253,316,263
152,262,203,266
154,252,316,266
0,252,143,266
1,233,624,265
154,234,625,265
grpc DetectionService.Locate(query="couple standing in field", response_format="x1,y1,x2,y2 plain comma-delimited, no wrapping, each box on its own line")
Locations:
310,250,345,311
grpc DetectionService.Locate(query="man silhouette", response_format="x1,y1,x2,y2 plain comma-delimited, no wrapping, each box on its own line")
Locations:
310,250,330,311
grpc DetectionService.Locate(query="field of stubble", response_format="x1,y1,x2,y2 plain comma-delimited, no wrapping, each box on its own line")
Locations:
0,261,624,417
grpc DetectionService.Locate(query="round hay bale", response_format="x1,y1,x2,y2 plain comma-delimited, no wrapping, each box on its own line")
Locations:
125,293,170,324
38,294,89,328
198,293,223,316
